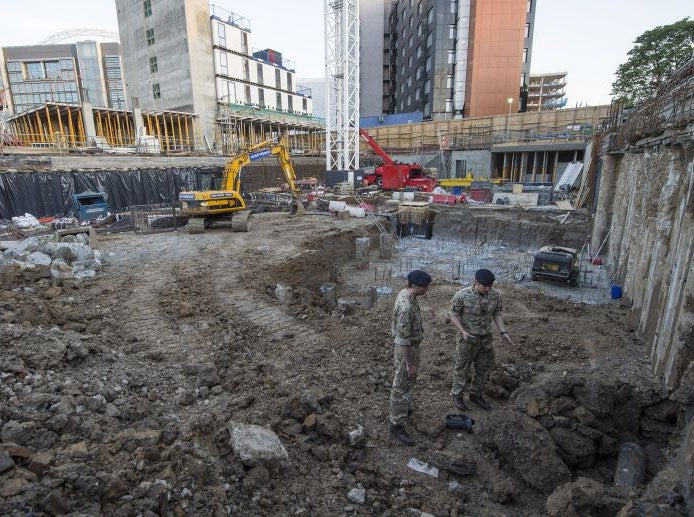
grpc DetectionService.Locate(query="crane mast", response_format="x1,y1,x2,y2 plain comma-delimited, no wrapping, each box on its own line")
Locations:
325,0,360,172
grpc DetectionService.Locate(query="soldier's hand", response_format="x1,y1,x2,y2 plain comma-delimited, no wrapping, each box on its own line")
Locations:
502,333,514,346
406,363,418,377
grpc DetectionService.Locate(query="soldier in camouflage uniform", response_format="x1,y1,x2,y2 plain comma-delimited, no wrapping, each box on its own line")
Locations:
389,269,432,445
449,269,514,410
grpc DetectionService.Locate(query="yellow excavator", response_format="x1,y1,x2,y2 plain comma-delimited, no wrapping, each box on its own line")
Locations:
179,139,305,233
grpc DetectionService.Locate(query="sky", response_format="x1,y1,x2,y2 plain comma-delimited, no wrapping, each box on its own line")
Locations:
0,0,691,107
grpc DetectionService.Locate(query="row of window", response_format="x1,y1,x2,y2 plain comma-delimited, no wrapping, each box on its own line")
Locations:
13,92,80,106
7,59,76,82
11,81,78,94
217,79,309,113
216,51,294,92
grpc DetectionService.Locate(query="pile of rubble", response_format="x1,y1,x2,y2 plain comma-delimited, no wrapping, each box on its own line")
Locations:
0,234,103,288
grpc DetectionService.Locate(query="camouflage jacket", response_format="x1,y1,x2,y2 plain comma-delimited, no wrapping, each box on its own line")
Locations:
392,288,424,346
449,286,502,338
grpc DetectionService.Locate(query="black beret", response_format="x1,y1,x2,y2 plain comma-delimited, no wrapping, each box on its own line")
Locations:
408,269,432,287
475,268,495,286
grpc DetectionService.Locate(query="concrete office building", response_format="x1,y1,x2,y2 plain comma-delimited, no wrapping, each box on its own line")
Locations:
115,0,316,150
361,0,536,120
527,71,567,111
360,0,395,117
0,41,127,114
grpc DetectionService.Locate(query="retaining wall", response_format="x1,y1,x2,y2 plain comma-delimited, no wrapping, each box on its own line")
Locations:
592,132,694,388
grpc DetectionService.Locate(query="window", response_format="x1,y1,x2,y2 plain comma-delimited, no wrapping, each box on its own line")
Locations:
522,48,528,63
218,23,226,47
424,79,430,94
407,76,412,88
243,60,250,81
401,46,406,58
44,61,60,79
417,24,423,37
449,24,456,39
288,95,293,112
520,73,526,86
275,68,281,88
416,45,422,58
146,28,155,46
417,2,422,15
415,65,422,79
445,98,453,112
276,92,282,110
448,50,455,64
152,83,160,99
427,8,433,23
257,63,264,84
220,52,228,75
149,56,158,73
409,35,413,48
409,16,413,28
407,94,411,106
245,85,251,104
302,98,307,111
447,74,454,90
426,32,432,47
258,88,265,107
143,0,152,17
527,0,532,12
425,56,431,71
415,87,421,100
450,0,457,14
525,23,531,38
25,62,44,80
408,55,412,67
287,74,292,91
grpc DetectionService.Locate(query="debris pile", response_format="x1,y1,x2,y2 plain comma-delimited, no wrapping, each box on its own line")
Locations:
0,234,102,288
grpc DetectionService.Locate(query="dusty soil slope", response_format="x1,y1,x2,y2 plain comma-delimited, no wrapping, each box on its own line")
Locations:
0,213,672,516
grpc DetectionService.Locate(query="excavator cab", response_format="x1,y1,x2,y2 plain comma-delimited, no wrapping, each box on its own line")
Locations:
179,139,304,233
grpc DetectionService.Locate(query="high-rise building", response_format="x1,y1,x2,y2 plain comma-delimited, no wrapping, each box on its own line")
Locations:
361,0,535,120
527,72,567,111
0,41,126,114
115,0,316,148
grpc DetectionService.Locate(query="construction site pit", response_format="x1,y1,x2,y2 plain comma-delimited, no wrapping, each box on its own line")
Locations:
0,209,686,516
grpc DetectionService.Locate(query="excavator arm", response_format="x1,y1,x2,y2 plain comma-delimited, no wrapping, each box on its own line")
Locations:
220,139,304,216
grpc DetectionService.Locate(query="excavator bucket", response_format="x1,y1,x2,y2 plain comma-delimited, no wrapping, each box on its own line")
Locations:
288,198,305,217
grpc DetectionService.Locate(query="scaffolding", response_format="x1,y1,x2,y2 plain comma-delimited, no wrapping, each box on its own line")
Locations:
215,102,324,156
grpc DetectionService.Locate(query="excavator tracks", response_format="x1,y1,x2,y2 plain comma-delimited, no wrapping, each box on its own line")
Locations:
187,217,206,234
230,210,252,232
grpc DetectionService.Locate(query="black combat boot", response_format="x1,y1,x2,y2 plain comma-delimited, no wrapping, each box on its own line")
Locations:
469,392,491,411
453,394,468,411
390,424,415,445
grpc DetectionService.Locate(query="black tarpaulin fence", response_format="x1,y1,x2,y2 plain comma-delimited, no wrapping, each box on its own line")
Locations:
0,167,221,219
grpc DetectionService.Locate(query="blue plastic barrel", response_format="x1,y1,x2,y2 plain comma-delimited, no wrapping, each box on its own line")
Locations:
611,285,622,300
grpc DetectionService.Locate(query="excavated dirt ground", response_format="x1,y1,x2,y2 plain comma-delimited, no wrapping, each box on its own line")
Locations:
0,212,668,515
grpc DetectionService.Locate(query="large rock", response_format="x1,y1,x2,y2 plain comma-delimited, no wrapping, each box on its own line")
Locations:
477,410,570,493
229,422,288,467
546,477,626,517
549,427,597,468
671,361,694,405
675,418,694,514
50,259,75,281
573,376,618,418
281,391,323,421
43,242,94,262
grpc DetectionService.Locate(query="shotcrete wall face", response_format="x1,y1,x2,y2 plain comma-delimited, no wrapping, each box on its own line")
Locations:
594,140,694,388
434,209,590,249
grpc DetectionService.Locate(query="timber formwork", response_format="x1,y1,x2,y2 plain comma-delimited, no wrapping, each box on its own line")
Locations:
6,103,197,152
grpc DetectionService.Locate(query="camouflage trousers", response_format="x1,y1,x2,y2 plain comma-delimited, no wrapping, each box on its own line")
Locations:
451,334,494,396
389,341,421,426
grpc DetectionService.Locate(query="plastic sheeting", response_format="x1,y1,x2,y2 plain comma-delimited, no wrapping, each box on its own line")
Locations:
0,167,221,219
